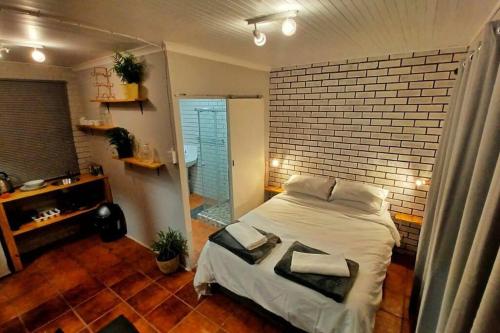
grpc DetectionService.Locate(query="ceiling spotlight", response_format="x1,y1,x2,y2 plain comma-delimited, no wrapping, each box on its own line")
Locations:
282,18,297,36
31,48,45,62
0,47,9,58
253,25,266,46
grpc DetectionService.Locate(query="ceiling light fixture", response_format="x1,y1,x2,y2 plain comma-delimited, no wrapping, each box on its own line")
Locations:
31,48,45,62
281,18,297,36
253,24,266,47
246,10,298,46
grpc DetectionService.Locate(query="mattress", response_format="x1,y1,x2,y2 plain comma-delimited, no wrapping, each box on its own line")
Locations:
194,192,400,333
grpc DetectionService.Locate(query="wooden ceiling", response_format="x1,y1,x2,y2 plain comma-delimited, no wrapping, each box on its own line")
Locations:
0,0,498,68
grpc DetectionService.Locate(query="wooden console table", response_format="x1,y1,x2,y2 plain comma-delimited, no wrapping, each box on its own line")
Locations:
0,174,112,272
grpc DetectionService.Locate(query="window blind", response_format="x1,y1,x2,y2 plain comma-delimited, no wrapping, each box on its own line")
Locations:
0,79,79,186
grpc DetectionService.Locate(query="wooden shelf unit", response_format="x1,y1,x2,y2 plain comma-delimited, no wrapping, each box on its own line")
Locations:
0,174,113,272
12,204,100,236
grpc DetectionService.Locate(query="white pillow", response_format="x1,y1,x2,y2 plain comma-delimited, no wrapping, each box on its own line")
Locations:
284,175,335,201
329,179,389,213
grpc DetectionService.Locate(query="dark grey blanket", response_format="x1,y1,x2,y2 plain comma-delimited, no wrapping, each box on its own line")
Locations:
208,226,281,265
274,241,359,302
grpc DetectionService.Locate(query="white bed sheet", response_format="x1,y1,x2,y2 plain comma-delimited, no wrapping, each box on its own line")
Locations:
194,193,400,333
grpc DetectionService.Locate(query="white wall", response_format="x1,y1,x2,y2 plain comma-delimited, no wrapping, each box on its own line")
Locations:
75,50,187,249
0,61,91,173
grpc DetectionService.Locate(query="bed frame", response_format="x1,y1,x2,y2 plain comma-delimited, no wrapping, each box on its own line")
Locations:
212,283,306,333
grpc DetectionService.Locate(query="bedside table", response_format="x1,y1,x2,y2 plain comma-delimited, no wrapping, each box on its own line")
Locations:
393,213,423,255
265,185,284,201
394,213,423,225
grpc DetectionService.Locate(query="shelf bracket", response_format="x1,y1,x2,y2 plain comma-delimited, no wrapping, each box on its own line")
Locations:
105,102,110,112
139,101,144,114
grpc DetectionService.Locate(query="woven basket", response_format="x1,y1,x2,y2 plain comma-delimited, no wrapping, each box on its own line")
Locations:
156,255,180,274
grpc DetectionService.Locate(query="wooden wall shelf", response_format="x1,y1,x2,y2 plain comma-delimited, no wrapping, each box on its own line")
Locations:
77,124,116,133
264,185,284,194
394,213,423,225
91,98,148,113
118,157,165,175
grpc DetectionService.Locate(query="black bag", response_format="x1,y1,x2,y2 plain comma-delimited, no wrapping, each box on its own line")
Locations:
94,203,127,242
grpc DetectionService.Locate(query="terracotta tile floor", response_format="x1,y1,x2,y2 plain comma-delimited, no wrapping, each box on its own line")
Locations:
191,219,220,265
0,234,414,333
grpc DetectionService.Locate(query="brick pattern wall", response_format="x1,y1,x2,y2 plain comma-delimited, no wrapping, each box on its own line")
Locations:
0,62,91,173
268,48,467,219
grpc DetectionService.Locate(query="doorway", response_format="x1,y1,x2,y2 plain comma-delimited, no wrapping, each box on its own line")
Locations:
177,97,266,266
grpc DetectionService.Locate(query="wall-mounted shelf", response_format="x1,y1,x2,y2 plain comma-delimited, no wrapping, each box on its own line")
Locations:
91,98,148,114
77,124,116,134
115,157,165,175
394,213,423,225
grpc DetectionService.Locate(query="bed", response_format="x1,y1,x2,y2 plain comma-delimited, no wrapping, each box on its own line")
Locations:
194,192,401,333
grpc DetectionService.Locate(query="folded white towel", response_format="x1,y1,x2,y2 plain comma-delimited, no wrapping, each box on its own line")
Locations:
291,251,350,277
226,222,267,250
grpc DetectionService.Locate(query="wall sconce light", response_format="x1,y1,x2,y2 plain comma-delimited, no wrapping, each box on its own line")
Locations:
415,179,431,186
270,159,280,168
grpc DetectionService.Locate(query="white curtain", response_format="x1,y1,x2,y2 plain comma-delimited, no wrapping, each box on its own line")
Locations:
411,21,500,333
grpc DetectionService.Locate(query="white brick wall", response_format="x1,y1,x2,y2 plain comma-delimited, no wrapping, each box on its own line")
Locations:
0,61,91,173
268,47,467,217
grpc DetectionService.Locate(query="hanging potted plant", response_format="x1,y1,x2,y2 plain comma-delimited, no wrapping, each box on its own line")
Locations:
113,51,144,99
106,127,134,159
152,228,188,274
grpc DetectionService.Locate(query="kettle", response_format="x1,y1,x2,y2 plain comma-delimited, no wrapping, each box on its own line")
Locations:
0,172,14,194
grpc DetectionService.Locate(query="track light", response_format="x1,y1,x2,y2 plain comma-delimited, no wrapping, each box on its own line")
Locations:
253,25,266,46
281,18,297,36
31,48,45,62
246,10,298,46
0,47,9,58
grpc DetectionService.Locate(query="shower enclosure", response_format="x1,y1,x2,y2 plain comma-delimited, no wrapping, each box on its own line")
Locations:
195,107,231,225
180,99,231,226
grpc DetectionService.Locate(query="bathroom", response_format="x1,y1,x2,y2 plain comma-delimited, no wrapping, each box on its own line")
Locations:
179,98,231,228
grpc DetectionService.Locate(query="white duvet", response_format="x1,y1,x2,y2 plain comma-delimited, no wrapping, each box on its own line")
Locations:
194,193,400,333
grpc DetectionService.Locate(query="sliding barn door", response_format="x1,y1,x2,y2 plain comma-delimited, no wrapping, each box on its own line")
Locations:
228,98,266,219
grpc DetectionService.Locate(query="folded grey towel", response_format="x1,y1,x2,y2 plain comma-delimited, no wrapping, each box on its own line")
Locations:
209,226,281,264
274,241,359,302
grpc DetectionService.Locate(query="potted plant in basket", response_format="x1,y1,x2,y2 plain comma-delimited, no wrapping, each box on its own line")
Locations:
152,228,188,274
106,127,134,159
113,51,144,99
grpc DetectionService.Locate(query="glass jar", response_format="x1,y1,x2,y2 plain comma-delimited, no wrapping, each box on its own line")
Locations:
139,143,153,162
